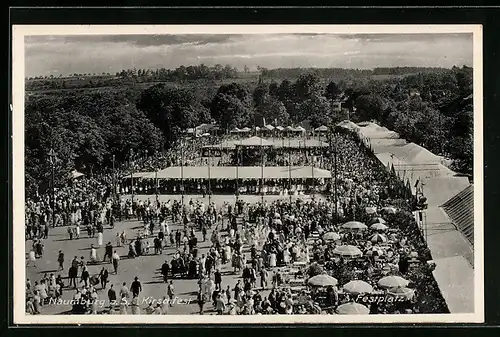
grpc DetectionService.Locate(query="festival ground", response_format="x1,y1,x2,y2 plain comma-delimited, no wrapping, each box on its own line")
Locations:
26,196,282,315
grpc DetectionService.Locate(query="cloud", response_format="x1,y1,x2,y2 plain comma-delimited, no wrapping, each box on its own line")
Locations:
24,33,473,77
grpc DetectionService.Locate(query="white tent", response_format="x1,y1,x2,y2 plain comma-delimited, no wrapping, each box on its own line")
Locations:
71,170,85,179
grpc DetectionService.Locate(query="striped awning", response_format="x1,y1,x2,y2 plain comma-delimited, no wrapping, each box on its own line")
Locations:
441,185,474,246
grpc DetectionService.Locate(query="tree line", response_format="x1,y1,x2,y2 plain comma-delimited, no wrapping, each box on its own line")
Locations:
25,66,473,196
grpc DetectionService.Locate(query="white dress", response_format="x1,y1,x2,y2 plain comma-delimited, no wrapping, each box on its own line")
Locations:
90,248,97,261
269,253,277,268
283,249,290,264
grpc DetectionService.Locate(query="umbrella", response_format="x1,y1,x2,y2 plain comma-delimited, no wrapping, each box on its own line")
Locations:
365,207,377,215
381,207,397,214
370,223,388,231
388,287,415,300
369,217,387,225
343,280,373,294
323,232,341,242
341,221,368,231
370,233,388,243
307,274,338,287
332,245,363,257
336,302,370,315
272,218,282,225
274,212,281,218
378,276,409,289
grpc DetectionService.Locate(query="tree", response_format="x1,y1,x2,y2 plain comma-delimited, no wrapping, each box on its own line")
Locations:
295,73,321,101
299,95,335,128
211,83,253,130
269,82,279,97
253,83,268,108
137,84,206,145
256,97,289,126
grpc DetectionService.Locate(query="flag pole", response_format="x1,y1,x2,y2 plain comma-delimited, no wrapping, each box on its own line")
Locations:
261,136,264,204
288,135,292,204
180,138,184,211
208,133,212,206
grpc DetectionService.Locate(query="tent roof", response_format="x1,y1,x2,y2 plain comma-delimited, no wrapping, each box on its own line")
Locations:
315,125,329,132
423,176,470,207
264,124,275,130
393,142,443,164
71,170,85,179
275,126,285,131
230,127,241,133
204,138,328,150
337,120,360,130
240,127,252,132
237,136,274,147
295,126,306,132
142,166,332,180
121,171,154,179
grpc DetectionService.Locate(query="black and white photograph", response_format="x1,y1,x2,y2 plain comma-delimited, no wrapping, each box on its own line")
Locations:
12,25,483,324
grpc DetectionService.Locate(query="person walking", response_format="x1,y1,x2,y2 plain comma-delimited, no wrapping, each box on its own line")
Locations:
99,267,109,289
131,276,142,298
214,269,222,291
108,284,117,309
80,266,90,287
120,282,130,301
167,281,175,307
161,261,170,283
103,242,113,262
112,251,120,274
196,288,206,315
57,250,64,271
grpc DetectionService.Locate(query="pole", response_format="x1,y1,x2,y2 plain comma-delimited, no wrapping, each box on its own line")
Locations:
112,154,116,201
333,132,338,220
155,168,159,203
51,150,55,228
288,136,292,204
181,138,185,210
261,136,264,204
208,136,212,206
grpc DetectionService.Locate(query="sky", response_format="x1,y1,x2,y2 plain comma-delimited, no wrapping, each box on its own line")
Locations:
24,33,473,77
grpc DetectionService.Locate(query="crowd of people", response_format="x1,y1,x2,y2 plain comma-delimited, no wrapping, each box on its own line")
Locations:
25,127,448,316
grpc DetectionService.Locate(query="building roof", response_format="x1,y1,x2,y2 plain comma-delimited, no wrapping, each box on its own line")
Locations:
136,166,332,180
441,185,474,246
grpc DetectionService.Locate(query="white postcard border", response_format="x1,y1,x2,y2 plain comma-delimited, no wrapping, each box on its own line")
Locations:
12,24,484,324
